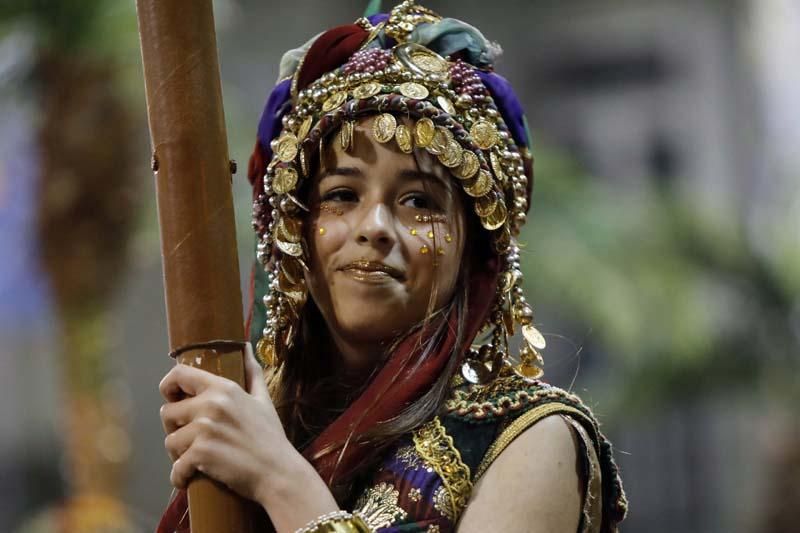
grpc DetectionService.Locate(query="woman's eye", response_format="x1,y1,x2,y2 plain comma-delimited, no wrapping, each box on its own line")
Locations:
401,193,436,210
322,189,358,203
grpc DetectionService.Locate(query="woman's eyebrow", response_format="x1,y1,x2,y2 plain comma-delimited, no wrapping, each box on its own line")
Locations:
320,167,362,180
397,169,448,188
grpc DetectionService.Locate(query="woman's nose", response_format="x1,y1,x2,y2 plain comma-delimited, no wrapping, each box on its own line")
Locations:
355,203,396,249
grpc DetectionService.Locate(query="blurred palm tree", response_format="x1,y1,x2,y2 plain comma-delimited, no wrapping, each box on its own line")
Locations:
2,1,143,531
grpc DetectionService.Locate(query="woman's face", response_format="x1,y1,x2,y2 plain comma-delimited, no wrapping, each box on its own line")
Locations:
304,116,467,350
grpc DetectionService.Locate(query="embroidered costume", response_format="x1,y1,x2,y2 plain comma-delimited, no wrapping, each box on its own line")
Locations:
158,2,627,531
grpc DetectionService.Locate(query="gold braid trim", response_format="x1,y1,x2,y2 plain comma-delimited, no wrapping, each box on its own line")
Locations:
563,416,604,533
413,417,473,521
474,403,592,480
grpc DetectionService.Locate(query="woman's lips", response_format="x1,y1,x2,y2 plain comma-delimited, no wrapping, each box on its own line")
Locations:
339,260,405,282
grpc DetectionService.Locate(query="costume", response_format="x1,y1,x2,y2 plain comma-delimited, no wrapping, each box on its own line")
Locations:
158,2,627,531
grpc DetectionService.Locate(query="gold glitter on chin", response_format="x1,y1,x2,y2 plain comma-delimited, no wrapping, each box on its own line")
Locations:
318,227,326,235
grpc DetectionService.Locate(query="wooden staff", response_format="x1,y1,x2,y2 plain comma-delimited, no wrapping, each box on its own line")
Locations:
136,1,256,531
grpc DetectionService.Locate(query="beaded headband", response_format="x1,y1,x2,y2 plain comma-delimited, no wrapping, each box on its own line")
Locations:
251,1,545,382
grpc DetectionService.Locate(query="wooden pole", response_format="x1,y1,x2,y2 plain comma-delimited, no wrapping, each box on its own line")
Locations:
135,1,255,531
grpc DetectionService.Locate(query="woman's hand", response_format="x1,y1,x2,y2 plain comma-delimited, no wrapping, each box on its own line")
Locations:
158,343,291,505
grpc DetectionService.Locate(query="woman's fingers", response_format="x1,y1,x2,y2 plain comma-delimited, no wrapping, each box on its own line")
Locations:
163,419,196,462
160,395,203,434
159,363,218,401
170,452,199,489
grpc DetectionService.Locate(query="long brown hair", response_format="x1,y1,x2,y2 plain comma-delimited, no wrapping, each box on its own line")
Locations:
266,131,490,487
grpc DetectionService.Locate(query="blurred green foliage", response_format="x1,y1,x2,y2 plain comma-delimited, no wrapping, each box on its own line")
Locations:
522,145,799,415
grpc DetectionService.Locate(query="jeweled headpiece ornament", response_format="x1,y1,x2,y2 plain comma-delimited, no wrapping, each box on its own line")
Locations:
248,0,545,382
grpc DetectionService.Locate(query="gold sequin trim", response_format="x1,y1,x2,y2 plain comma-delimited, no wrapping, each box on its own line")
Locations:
427,525,441,533
408,487,422,503
444,375,583,419
432,485,454,522
413,417,472,521
474,403,591,480
394,444,432,472
353,482,408,530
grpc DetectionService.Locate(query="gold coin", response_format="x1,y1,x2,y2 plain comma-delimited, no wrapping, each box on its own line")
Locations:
339,120,353,151
522,324,546,350
256,336,276,367
410,49,448,73
463,169,492,197
283,287,307,308
297,115,313,141
351,81,381,99
515,362,543,380
453,150,479,179
278,265,304,292
322,91,347,112
490,150,507,182
276,239,303,257
299,148,309,177
520,344,545,367
500,270,520,293
276,216,302,243
481,198,507,230
280,257,305,285
438,139,463,168
437,95,456,115
395,43,449,76
274,133,299,163
474,192,498,217
427,126,451,155
399,82,429,99
272,166,298,194
414,118,436,147
395,124,413,153
372,113,397,143
470,120,499,150
494,227,511,253
461,360,490,384
503,304,515,335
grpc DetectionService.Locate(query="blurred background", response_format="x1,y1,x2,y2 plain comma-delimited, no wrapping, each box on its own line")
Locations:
0,0,797,531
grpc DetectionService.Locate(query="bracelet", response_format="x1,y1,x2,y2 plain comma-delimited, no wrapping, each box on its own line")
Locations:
293,510,372,533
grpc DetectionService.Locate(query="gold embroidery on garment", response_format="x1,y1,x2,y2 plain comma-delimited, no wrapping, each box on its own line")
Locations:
444,375,583,419
395,444,433,472
412,417,473,521
354,482,408,530
432,485,454,521
427,524,441,532
408,487,422,503
474,403,592,480
563,415,604,533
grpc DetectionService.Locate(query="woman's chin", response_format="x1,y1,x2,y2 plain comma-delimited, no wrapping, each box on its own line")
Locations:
333,309,415,344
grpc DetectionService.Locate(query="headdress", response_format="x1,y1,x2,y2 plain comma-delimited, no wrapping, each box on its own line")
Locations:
246,0,546,483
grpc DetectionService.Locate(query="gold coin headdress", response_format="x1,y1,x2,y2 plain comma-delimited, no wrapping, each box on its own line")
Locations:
248,0,544,382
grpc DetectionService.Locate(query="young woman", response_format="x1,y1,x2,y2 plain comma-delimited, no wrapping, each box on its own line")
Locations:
157,2,628,532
